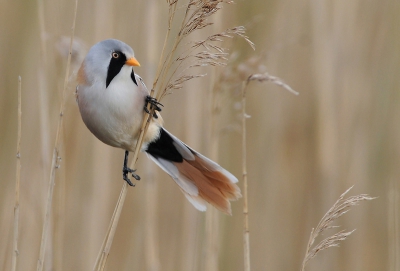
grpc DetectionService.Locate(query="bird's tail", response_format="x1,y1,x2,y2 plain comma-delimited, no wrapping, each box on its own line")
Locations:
145,128,241,215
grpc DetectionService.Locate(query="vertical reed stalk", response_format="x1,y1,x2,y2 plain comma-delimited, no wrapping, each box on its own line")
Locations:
93,98,154,271
93,183,128,271
241,80,251,271
204,93,221,269
240,73,297,271
37,0,51,169
204,208,219,271
92,2,177,268
144,1,161,270
389,176,400,271
152,1,178,92
144,175,161,271
12,76,22,271
36,1,78,270
93,74,157,270
203,13,224,271
396,179,399,271
154,2,188,97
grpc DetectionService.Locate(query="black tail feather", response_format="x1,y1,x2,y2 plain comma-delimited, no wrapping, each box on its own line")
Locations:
145,128,183,162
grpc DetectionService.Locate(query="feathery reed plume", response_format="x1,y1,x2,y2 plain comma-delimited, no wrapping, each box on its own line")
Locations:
36,1,78,270
240,72,297,271
12,76,22,271
153,1,254,102
94,1,255,269
300,186,376,271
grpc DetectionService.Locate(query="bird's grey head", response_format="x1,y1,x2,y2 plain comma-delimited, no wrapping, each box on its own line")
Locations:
82,39,139,87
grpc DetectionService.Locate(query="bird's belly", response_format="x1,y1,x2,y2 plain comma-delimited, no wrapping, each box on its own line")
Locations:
78,78,162,152
79,85,144,150
83,101,143,150
84,106,162,152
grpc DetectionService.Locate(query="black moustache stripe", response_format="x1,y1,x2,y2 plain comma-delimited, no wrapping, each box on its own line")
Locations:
131,70,138,86
106,51,138,88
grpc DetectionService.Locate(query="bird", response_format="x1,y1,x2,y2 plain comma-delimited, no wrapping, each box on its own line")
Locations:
76,39,241,214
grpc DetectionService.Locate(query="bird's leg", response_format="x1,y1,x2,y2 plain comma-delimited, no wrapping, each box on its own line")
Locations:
122,150,140,186
144,95,163,119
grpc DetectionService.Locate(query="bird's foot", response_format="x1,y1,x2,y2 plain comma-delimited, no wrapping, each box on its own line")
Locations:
123,166,140,187
144,96,163,119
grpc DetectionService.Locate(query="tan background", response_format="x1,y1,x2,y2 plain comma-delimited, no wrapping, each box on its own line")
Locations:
0,0,398,270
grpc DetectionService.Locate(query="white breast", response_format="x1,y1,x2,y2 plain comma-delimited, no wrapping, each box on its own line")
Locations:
78,66,147,150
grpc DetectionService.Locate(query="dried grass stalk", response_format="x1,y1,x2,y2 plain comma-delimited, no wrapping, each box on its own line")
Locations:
240,72,297,271
36,1,78,270
241,81,251,271
93,184,128,271
12,76,22,271
300,186,376,271
143,1,161,270
92,1,179,269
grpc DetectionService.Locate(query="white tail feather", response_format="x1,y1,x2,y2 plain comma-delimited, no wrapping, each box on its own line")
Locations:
146,154,199,196
183,192,207,212
164,129,238,184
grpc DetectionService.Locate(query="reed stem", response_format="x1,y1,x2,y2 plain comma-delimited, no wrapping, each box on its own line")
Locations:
92,1,176,268
152,1,178,93
241,80,251,271
36,1,78,270
93,183,128,271
12,76,22,271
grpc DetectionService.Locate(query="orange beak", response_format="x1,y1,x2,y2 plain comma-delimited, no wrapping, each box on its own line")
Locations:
125,57,140,67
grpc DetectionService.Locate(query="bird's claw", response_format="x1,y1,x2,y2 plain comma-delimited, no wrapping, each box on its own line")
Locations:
144,96,163,119
123,166,140,186
123,174,135,186
122,150,140,186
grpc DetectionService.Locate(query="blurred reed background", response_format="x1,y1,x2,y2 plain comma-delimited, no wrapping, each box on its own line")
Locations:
0,0,398,270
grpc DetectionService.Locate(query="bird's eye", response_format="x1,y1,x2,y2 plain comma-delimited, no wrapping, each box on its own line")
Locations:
112,52,120,58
